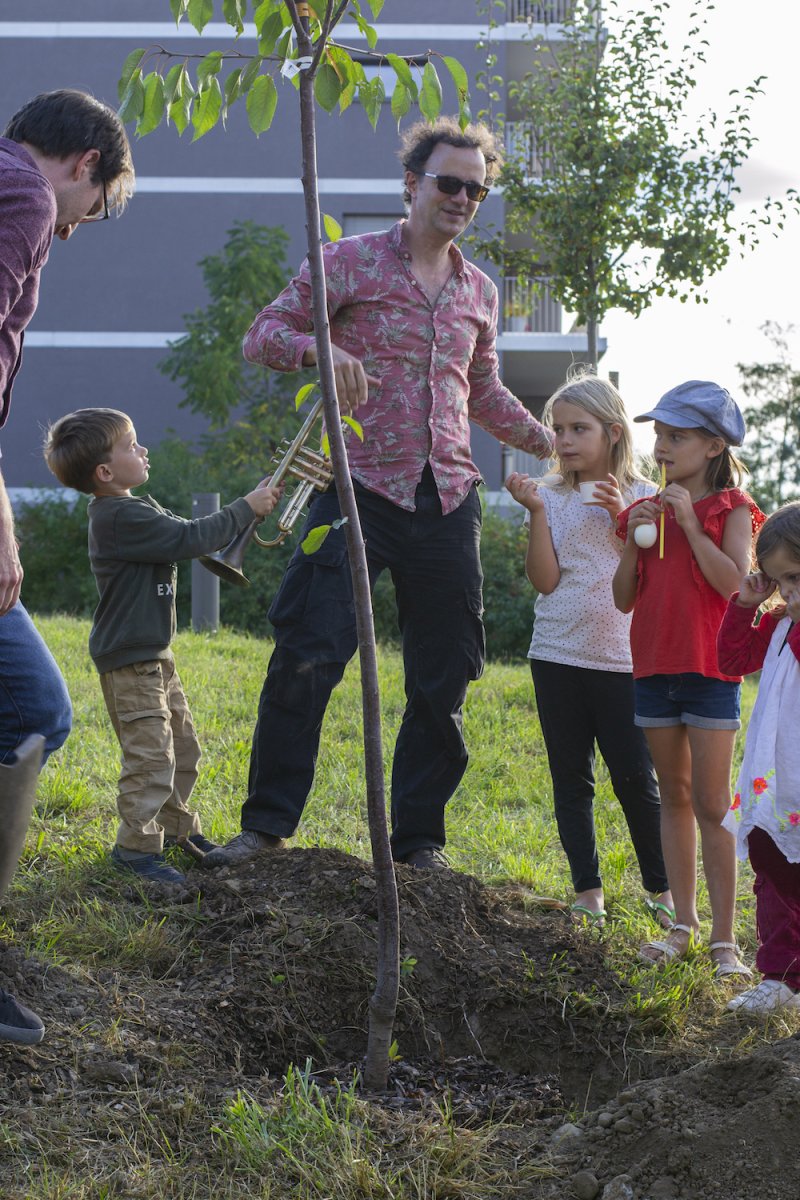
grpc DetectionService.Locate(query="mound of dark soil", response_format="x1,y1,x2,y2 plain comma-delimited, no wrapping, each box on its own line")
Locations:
1,846,799,1199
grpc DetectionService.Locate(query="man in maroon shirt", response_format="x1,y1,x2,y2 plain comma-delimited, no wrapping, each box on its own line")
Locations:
207,118,554,872
0,90,134,1044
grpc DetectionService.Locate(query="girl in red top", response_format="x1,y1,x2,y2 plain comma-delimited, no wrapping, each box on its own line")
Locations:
613,381,764,976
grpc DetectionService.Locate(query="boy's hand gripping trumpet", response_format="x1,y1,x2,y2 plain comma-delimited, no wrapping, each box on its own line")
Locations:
199,397,334,587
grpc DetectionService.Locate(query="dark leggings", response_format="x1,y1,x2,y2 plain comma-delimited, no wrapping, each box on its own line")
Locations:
530,658,669,894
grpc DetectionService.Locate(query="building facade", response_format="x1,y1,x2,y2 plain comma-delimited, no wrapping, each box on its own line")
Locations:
0,1,603,492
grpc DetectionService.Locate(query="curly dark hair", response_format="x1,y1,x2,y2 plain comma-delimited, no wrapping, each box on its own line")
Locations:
398,117,502,204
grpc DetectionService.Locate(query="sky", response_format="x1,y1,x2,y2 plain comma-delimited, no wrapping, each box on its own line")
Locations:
595,0,800,450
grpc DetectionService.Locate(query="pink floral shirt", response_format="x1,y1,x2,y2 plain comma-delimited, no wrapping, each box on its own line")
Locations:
243,221,554,514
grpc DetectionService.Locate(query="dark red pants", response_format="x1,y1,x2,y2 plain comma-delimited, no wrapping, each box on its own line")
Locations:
748,826,800,989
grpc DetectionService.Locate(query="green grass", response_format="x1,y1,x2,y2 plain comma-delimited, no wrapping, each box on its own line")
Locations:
20,614,762,986
0,614,780,1200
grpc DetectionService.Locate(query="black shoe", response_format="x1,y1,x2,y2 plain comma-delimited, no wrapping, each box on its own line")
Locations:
164,833,218,854
111,846,186,884
401,847,450,870
0,987,45,1045
203,830,285,867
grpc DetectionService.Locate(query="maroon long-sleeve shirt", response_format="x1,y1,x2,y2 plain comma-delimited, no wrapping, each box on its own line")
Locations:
0,137,57,428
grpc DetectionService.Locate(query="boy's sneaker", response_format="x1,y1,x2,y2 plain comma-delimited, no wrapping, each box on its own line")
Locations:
727,979,800,1013
0,987,45,1045
163,833,218,854
110,846,186,884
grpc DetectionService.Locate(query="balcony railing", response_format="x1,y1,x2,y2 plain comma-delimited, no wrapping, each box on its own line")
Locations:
502,277,561,334
507,0,578,22
504,121,553,178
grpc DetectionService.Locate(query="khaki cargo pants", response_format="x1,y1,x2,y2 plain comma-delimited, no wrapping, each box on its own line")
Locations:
99,655,203,854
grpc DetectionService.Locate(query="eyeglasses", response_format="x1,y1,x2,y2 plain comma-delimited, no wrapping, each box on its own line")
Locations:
418,172,490,203
80,178,109,223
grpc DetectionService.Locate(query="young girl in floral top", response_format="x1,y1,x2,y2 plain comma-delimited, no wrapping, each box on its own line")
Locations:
717,502,800,1013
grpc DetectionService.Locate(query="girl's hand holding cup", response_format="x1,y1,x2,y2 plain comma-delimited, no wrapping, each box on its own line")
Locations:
581,473,624,518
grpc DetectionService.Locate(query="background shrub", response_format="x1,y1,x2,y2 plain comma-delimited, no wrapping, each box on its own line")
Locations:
17,463,534,662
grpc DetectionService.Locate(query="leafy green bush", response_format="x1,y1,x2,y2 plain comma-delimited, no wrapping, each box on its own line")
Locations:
480,507,534,661
16,494,95,617
17,461,535,661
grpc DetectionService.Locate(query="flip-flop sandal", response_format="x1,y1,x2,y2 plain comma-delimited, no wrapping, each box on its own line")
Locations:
570,903,607,928
709,941,753,980
639,922,694,966
644,894,676,930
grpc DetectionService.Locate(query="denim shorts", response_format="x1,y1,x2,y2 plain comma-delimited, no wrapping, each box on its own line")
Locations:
634,673,741,730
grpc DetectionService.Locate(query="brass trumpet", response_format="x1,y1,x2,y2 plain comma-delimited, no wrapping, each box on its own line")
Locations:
199,397,334,587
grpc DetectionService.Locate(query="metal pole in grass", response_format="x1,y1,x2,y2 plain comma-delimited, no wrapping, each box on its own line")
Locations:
191,493,220,633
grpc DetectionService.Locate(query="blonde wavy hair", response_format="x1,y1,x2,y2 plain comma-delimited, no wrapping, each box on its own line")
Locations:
542,368,648,495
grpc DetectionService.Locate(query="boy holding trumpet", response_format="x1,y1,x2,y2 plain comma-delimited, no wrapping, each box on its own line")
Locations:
44,407,281,884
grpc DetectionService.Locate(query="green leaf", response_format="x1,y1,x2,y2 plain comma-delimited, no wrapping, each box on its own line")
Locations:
117,71,145,124
222,0,246,34
342,414,364,441
253,0,281,32
365,0,384,16
167,65,194,135
323,213,342,242
391,81,411,124
246,74,278,135
169,0,186,24
224,67,243,108
442,55,468,101
138,72,165,136
321,432,330,457
301,524,331,555
118,48,146,101
386,53,418,100
191,77,223,141
360,77,384,130
420,62,443,123
315,63,343,114
355,13,378,51
197,50,224,87
258,11,285,56
294,382,317,411
163,62,184,106
241,56,264,92
187,0,213,34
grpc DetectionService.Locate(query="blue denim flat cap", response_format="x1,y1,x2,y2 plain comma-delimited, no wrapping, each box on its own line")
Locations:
634,380,745,446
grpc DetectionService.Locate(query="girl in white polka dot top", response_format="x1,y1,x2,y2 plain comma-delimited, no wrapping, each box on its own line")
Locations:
505,371,672,929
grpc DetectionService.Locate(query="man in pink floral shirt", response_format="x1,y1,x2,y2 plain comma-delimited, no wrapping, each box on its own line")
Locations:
207,117,553,871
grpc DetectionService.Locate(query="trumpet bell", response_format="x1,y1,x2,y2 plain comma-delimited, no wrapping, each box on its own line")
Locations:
198,521,257,587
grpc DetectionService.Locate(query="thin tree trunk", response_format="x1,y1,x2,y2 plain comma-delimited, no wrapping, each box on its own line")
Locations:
292,2,399,1093
587,314,598,370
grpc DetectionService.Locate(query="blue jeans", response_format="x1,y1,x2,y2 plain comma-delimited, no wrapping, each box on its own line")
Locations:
242,471,485,860
0,603,72,766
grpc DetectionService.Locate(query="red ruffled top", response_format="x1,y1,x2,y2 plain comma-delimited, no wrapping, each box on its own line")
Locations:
616,488,765,681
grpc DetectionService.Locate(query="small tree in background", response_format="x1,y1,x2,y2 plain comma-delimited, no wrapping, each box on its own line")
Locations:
473,0,797,367
159,220,307,455
117,0,470,1091
738,322,800,511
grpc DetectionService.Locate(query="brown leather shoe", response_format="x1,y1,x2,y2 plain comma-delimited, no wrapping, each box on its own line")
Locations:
203,830,284,867
401,847,450,870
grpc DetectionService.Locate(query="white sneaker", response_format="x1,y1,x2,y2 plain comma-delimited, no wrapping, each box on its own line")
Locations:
727,979,800,1013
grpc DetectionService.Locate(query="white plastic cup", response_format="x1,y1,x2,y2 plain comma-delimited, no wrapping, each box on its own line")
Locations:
578,481,604,505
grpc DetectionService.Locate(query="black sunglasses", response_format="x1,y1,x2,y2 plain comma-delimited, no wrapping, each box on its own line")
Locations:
418,172,490,203
80,178,109,224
